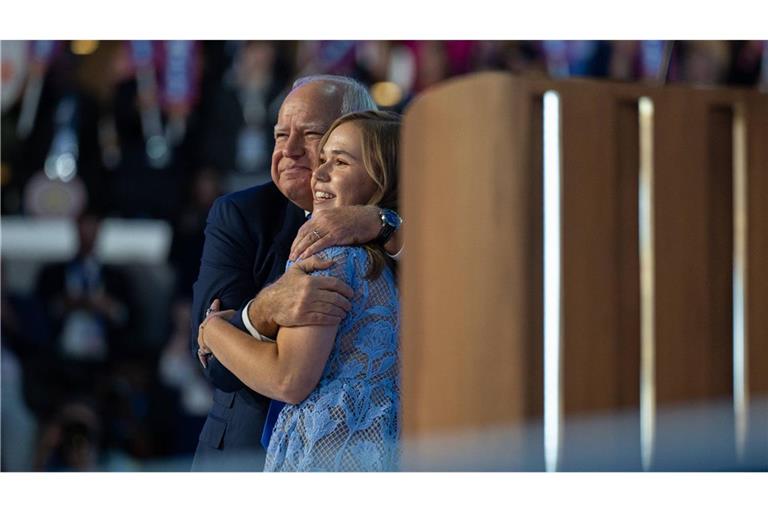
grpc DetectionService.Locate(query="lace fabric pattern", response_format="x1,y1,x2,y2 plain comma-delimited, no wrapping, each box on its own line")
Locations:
264,246,400,471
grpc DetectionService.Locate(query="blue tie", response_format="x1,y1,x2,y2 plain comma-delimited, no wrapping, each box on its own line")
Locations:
261,212,310,449
261,399,285,449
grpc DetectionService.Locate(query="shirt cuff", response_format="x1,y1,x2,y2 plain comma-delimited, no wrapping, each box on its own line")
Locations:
241,299,276,342
388,244,404,261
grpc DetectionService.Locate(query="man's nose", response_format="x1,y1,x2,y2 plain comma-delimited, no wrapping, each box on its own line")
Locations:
283,131,304,157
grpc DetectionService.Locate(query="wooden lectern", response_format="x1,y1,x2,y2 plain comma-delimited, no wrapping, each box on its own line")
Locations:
400,72,768,470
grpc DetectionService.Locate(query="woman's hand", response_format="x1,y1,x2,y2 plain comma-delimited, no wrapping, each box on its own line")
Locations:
197,298,236,367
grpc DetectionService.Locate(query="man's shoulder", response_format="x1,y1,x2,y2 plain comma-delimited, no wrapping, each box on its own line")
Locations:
217,181,286,211
211,182,292,223
209,181,303,237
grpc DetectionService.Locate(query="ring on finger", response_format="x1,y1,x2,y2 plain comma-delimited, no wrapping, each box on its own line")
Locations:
312,229,322,241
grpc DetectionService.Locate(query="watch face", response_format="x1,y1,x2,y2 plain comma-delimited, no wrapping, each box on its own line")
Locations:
382,209,402,228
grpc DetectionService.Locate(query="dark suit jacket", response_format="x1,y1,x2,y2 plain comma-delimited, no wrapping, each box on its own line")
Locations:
189,181,305,471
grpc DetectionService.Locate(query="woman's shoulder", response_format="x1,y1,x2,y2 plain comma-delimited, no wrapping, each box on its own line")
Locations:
288,246,368,273
312,246,371,283
314,245,368,262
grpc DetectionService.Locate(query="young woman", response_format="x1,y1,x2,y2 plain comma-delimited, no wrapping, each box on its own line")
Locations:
197,110,401,471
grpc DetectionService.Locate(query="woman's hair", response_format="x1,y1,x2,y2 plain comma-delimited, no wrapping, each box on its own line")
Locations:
318,110,401,280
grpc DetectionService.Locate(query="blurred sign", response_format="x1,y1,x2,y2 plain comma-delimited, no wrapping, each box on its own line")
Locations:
1,216,172,264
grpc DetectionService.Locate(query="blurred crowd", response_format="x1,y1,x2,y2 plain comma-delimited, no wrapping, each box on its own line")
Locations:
2,41,766,218
1,40,766,471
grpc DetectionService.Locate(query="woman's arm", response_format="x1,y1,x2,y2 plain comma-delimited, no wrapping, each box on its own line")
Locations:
201,316,338,405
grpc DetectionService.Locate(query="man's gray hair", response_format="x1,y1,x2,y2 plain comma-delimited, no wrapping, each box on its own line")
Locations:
292,75,379,114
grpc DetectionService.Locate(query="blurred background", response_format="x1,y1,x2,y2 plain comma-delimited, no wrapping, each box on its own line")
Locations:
1,40,767,471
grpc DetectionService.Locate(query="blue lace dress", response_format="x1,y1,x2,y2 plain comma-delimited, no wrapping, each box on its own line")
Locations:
263,246,400,471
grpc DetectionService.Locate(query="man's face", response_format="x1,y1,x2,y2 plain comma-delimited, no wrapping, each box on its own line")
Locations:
271,82,343,211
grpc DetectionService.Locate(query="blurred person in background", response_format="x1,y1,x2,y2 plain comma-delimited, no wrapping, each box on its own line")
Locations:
198,111,402,471
101,355,180,464
33,401,101,471
170,167,224,303
1,258,50,470
608,41,641,81
408,41,478,93
490,41,548,76
158,167,223,450
158,296,214,450
726,40,765,87
201,41,291,188
101,41,202,219
679,41,730,85
0,343,38,471
1,268,41,471
189,75,402,471
295,42,359,79
33,209,133,418
539,40,611,79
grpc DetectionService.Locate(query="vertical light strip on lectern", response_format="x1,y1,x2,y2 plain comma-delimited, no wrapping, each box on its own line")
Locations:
732,102,749,462
638,96,656,471
543,90,563,472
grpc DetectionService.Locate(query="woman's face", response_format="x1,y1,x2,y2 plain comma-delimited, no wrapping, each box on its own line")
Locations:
312,122,379,211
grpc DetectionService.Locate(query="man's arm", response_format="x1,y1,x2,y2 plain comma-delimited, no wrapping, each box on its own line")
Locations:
190,195,260,391
288,205,403,261
245,256,355,340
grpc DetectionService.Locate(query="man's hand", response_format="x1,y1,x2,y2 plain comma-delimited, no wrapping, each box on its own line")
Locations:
248,255,355,339
289,205,380,261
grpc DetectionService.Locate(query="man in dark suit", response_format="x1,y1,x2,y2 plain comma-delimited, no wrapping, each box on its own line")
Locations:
190,75,400,470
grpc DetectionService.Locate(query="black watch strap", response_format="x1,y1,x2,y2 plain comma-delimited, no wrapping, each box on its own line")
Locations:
377,208,402,244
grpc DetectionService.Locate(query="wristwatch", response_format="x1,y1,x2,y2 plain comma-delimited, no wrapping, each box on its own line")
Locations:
377,208,402,244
